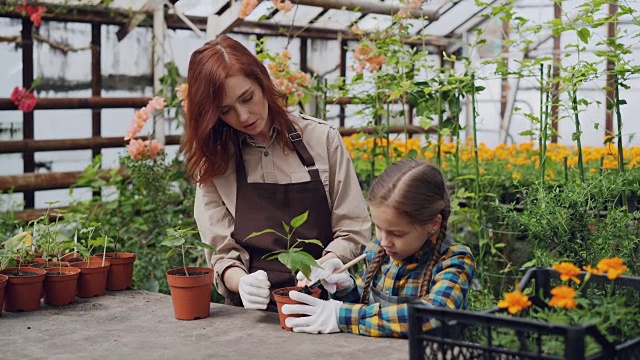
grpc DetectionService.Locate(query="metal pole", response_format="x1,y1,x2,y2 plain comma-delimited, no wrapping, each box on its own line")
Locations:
21,17,35,208
91,23,102,159
153,0,165,145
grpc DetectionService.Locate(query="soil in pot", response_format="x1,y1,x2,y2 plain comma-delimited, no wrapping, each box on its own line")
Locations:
0,267,46,312
166,267,214,321
0,274,7,316
70,259,111,298
104,252,136,291
44,267,81,306
272,285,322,331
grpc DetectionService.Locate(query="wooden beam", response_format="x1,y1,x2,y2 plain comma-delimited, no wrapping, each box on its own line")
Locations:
0,97,150,110
0,135,182,154
295,0,438,19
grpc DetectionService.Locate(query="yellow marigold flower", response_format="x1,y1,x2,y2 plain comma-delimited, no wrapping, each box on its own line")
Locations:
498,291,532,315
552,262,582,284
548,285,577,309
589,168,597,174
582,265,603,275
512,171,521,180
597,257,628,280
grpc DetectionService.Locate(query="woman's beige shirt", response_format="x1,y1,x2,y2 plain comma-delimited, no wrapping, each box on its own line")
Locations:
194,114,372,299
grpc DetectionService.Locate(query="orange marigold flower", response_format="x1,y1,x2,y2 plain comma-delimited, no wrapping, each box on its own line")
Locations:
552,262,582,284
497,291,532,315
582,265,603,275
548,285,577,309
597,257,628,280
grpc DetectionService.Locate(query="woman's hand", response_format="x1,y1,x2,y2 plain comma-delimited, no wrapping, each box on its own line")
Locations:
238,270,271,310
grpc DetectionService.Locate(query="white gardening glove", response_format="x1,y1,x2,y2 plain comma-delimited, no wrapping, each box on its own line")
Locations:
296,258,355,294
238,270,271,310
281,291,342,334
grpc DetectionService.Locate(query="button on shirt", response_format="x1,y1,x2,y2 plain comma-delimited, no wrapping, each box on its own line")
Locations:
194,114,372,299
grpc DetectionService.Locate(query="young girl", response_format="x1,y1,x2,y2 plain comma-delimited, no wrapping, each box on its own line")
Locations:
283,159,476,338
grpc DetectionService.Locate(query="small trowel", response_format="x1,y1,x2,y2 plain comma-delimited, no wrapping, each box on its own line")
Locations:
308,253,367,289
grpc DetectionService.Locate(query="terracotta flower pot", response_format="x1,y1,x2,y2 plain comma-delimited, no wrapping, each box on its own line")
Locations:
60,253,102,264
166,267,213,320
272,286,322,331
0,274,7,316
104,252,136,291
44,267,81,306
0,267,46,312
70,259,111,298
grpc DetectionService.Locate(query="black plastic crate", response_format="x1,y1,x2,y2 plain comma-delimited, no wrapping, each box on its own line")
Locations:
408,268,640,360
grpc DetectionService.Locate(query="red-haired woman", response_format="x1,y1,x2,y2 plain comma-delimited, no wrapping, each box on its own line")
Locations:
185,35,371,311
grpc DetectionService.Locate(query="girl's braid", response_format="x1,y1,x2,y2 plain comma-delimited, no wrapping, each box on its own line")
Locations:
360,247,386,304
418,217,448,298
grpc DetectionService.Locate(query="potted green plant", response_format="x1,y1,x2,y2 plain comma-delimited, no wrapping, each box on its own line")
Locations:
244,211,323,331
103,228,136,291
161,226,215,321
0,231,46,312
69,224,111,298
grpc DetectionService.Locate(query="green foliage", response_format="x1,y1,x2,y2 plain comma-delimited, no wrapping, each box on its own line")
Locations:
161,226,215,276
67,152,200,294
245,211,323,279
500,170,640,271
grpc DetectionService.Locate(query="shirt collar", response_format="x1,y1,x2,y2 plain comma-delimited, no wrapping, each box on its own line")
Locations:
239,125,278,147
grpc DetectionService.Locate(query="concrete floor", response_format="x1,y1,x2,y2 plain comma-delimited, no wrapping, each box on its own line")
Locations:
0,290,408,360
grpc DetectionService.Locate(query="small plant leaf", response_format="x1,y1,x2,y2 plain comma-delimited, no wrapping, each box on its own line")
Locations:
244,229,278,240
297,238,324,247
161,237,185,247
195,242,216,252
290,211,309,228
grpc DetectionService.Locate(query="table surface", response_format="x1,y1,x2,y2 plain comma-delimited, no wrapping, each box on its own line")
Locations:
0,290,409,360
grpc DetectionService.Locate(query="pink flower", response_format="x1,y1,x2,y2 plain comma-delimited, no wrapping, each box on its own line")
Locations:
127,139,146,160
147,96,166,112
176,83,188,101
10,86,37,112
272,0,293,12
14,4,46,27
10,87,26,106
239,0,258,19
19,92,37,112
147,140,164,158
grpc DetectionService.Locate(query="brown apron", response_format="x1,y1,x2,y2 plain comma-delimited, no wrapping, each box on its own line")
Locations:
231,125,334,311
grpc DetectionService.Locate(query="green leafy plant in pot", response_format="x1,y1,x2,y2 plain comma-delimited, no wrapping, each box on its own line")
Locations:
161,226,216,320
244,211,324,330
103,228,137,291
0,231,46,312
69,224,111,298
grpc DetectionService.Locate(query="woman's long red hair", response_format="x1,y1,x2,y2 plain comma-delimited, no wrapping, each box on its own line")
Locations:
183,35,292,184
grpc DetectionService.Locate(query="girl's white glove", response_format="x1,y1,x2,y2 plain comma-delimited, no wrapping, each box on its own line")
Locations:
296,258,355,294
238,270,271,310
282,291,342,334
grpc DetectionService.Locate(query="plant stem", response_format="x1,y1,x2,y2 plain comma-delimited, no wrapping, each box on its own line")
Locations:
570,88,585,183
539,64,544,183
182,244,189,276
614,74,628,210
386,101,391,163
471,73,486,273
437,87,443,167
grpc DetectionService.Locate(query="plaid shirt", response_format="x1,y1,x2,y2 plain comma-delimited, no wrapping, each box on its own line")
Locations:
333,237,475,338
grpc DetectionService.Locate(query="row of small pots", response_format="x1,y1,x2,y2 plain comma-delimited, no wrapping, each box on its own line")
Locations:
0,252,136,315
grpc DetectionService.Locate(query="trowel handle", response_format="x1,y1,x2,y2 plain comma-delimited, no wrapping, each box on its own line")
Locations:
336,253,367,273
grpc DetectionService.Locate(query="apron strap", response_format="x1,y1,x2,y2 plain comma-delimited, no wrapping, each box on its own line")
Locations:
287,124,320,181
